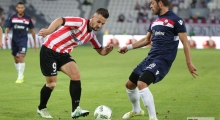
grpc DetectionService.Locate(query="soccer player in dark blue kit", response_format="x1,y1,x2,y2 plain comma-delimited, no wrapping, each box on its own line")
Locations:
5,2,37,83
118,0,198,120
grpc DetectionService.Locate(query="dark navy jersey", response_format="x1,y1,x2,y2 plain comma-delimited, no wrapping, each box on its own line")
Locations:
148,11,186,65
6,13,34,42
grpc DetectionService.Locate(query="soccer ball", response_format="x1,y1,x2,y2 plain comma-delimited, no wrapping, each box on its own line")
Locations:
94,105,112,120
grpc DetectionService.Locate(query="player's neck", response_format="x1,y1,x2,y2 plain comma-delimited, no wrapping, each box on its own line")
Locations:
88,19,93,31
159,8,168,16
17,13,24,18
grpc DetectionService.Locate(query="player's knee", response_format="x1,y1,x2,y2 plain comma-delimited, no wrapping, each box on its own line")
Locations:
138,70,155,88
125,80,136,90
137,81,148,90
47,82,56,89
70,71,81,80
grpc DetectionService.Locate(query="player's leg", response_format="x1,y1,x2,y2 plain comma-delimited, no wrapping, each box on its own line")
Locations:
16,53,25,82
11,41,19,79
60,55,89,118
37,76,56,118
13,56,19,72
122,63,145,120
11,42,25,83
37,46,58,118
138,70,158,120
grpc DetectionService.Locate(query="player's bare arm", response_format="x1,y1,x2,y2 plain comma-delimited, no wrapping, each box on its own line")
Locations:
29,28,37,51
179,32,198,78
5,28,10,40
38,17,63,37
118,32,152,54
0,26,3,48
95,43,114,56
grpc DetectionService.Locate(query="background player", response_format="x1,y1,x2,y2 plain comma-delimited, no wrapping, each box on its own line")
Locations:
118,0,198,120
5,1,37,83
37,8,113,119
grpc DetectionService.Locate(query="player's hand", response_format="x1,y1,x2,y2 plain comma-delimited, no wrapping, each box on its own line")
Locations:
104,43,114,53
38,28,49,38
187,62,198,78
118,46,128,54
5,34,9,40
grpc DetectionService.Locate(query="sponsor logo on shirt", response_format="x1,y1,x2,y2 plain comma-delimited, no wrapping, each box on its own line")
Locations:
152,30,165,36
14,24,25,29
71,33,83,45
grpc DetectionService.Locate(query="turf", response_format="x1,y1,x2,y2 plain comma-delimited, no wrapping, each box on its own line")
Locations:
0,46,220,120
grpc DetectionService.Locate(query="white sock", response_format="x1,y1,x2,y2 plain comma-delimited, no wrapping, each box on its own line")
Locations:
139,87,157,119
14,63,18,72
126,88,142,114
18,63,25,79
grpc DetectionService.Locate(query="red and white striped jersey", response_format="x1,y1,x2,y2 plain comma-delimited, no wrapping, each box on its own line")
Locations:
43,17,102,53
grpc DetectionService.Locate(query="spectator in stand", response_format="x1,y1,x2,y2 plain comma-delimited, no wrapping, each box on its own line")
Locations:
83,0,92,5
134,1,141,10
127,14,134,22
137,10,144,23
191,0,197,8
200,0,207,8
141,0,149,10
118,13,125,22
209,10,216,21
169,0,179,10
7,6,15,18
142,10,148,23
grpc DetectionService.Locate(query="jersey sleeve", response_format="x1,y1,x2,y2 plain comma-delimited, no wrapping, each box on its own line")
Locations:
6,17,13,28
62,17,83,27
89,34,102,49
148,23,152,33
28,18,34,29
174,18,186,33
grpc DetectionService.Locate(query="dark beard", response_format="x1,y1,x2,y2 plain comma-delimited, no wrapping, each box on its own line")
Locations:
155,4,162,15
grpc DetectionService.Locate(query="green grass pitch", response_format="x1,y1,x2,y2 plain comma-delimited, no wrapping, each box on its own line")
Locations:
0,46,220,120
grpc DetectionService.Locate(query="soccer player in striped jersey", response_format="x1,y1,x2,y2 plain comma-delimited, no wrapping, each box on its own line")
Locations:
37,8,113,119
118,0,198,120
5,2,37,83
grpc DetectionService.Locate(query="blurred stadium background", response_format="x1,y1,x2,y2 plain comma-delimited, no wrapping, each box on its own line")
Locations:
1,0,220,120
0,0,220,49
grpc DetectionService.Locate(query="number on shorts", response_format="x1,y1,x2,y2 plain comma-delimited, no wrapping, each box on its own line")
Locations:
52,62,57,72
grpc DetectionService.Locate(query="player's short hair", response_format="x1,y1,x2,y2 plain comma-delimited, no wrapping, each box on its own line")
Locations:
155,0,169,6
17,1,25,6
95,8,109,19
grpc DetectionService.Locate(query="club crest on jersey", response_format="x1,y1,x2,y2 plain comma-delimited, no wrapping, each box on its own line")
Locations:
163,19,168,25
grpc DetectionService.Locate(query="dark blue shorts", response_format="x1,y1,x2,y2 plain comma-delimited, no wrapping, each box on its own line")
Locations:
11,41,27,56
133,58,171,83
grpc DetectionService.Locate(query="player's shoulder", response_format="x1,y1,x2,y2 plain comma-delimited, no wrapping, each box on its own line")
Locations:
168,11,184,22
23,13,32,19
10,13,17,18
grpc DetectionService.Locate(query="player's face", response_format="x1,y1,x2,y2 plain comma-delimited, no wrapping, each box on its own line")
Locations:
91,14,106,31
150,0,161,15
16,4,25,15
